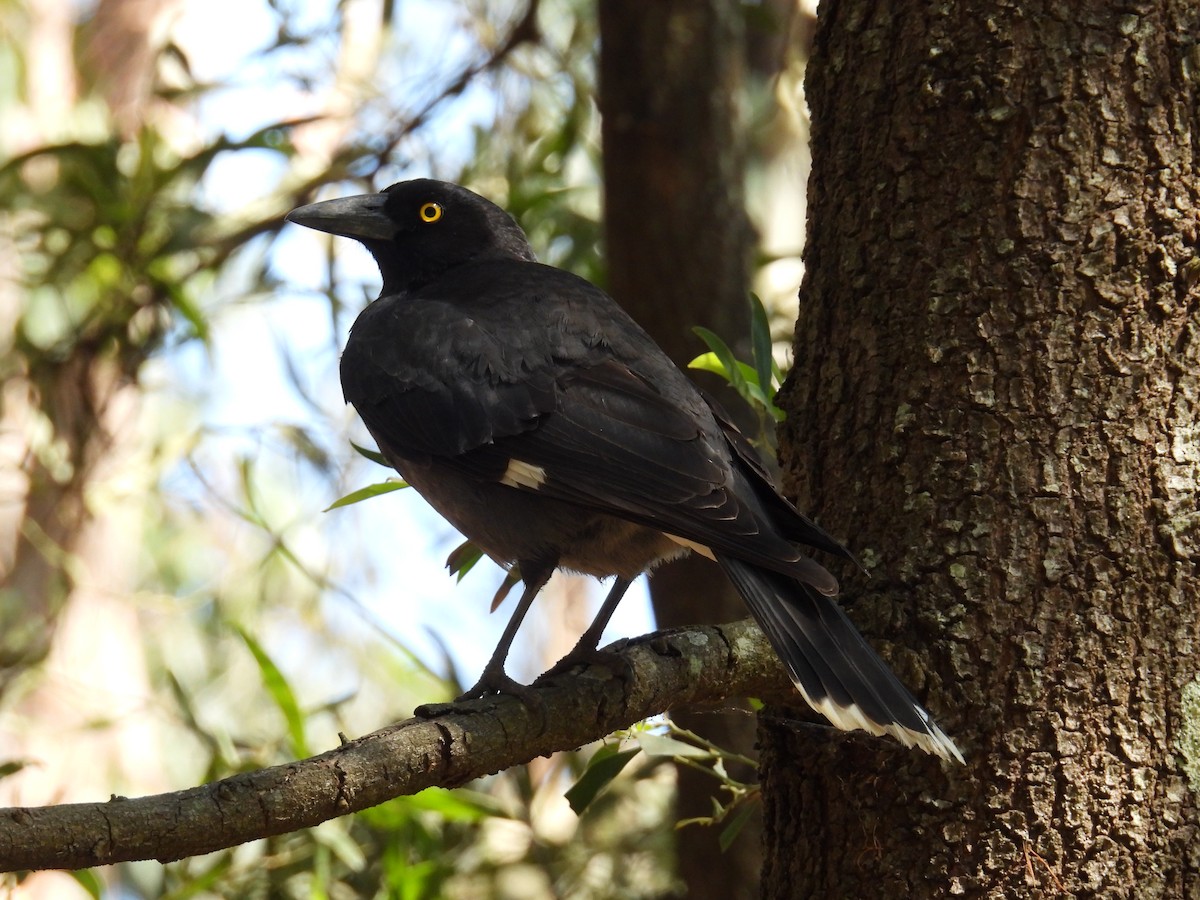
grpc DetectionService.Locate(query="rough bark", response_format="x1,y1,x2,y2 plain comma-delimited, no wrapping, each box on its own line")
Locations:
762,0,1200,896
0,620,795,871
598,4,762,896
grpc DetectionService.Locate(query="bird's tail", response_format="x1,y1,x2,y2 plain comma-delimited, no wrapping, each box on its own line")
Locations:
717,554,963,763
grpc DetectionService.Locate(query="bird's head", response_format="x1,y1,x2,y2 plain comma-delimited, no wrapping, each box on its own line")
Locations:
286,179,537,294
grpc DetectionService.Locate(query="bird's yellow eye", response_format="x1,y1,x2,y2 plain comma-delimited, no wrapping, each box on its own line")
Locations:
419,202,443,223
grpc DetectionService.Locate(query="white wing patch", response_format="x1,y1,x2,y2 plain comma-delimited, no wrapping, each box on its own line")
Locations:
500,458,547,490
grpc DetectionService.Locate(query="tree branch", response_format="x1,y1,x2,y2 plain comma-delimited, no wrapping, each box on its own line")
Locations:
0,620,797,872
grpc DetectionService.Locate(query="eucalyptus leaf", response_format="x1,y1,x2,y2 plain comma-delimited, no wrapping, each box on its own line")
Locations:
324,480,407,511
565,746,641,815
351,441,391,467
749,292,774,396
636,731,712,759
718,801,758,852
237,628,310,759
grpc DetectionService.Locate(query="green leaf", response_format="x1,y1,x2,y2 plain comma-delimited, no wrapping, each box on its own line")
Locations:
636,731,712,759
688,351,759,388
445,540,484,582
324,479,407,511
564,746,641,814
692,326,753,396
719,801,759,852
0,760,29,782
237,628,310,758
405,787,504,822
351,441,390,467
748,293,774,397
70,870,104,899
749,386,787,424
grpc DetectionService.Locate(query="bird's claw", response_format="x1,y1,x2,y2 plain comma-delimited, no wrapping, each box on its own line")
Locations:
414,668,547,728
536,646,633,687
412,700,458,718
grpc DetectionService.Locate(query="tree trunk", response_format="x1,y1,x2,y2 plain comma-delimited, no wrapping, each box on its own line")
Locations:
761,0,1200,895
598,3,762,896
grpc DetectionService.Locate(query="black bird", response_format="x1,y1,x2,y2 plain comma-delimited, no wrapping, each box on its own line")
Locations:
286,179,962,762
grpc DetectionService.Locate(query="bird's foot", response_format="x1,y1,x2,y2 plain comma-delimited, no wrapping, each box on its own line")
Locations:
414,668,546,725
536,645,634,687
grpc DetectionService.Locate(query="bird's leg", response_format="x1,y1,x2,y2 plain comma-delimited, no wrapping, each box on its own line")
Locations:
538,576,635,681
415,561,553,718
458,567,550,700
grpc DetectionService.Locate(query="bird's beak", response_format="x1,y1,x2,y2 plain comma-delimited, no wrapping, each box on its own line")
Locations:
285,193,395,242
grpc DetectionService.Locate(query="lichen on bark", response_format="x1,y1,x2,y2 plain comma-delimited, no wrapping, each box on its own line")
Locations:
1180,678,1200,795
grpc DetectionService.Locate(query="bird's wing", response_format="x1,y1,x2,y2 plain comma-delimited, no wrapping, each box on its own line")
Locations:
702,390,857,563
451,358,841,590
495,359,732,509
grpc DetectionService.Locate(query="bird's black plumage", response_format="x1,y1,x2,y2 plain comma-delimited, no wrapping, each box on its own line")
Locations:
286,179,962,762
